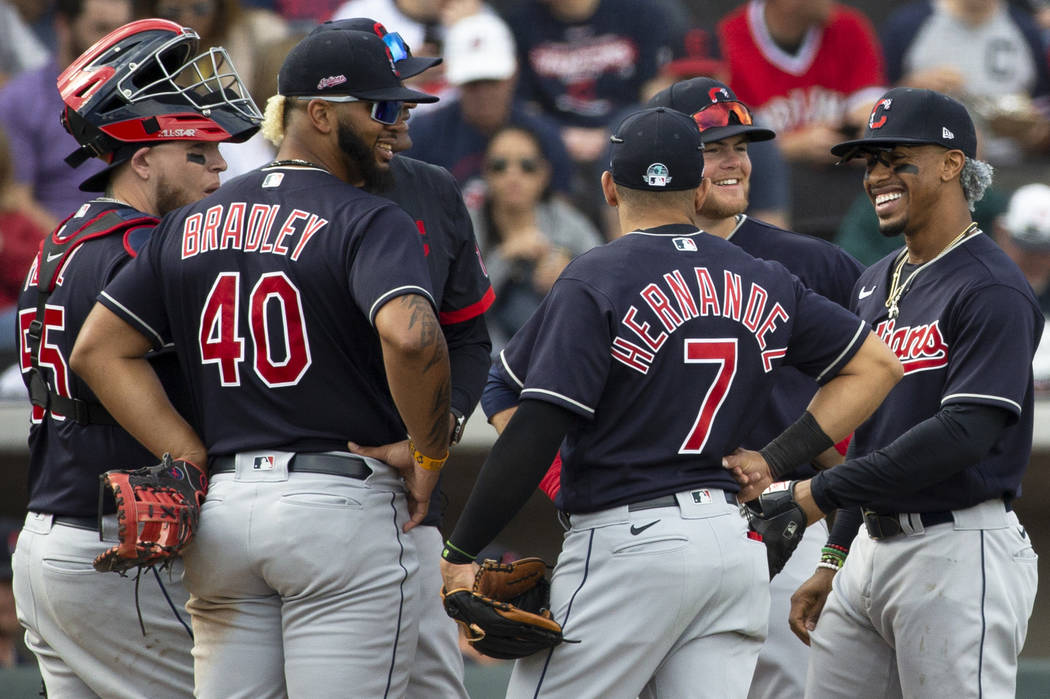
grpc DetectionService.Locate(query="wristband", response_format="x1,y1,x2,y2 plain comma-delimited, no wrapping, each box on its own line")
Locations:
441,540,475,565
408,439,449,472
450,408,467,446
760,411,834,480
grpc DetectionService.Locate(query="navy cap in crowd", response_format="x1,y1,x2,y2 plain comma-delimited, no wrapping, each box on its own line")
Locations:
648,77,775,144
278,28,438,103
832,87,977,160
610,107,704,192
309,18,442,79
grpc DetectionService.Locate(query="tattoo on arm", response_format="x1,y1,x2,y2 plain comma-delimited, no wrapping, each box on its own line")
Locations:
397,294,452,445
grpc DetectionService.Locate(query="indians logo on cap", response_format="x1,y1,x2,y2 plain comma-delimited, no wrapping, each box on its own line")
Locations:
317,75,347,90
708,86,731,103
645,163,671,187
869,98,892,129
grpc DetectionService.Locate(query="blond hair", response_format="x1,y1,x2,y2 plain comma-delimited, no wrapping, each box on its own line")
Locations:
260,94,287,146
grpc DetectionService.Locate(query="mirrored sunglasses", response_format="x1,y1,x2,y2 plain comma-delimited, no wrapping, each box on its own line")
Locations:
382,31,412,62
692,100,754,131
485,157,541,174
296,95,403,125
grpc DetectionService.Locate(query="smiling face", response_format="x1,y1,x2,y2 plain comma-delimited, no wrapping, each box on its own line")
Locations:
698,134,751,219
333,100,399,188
861,144,952,237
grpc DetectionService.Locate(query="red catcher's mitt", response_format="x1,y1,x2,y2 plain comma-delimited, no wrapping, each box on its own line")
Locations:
93,454,207,573
441,557,568,659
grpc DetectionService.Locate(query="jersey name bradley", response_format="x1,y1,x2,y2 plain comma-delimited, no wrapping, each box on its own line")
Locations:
179,203,328,260
611,266,790,374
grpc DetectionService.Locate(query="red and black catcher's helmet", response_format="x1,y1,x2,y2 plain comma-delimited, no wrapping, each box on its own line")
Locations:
58,18,263,191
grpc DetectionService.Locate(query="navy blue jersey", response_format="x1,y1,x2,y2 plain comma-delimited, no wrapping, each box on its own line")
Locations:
17,200,183,516
507,0,674,128
384,157,493,334
498,224,868,513
99,163,437,457
729,216,865,462
849,231,1042,511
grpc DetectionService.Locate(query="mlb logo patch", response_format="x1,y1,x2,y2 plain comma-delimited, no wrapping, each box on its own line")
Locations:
691,489,713,504
253,455,276,471
262,172,284,189
645,163,671,187
673,237,697,251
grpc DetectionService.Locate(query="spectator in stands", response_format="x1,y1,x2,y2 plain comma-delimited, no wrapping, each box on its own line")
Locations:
0,518,26,668
995,183,1050,315
718,0,886,239
882,0,1050,165
0,0,49,86
405,12,574,211
0,126,46,320
470,125,603,351
0,0,131,233
506,0,675,165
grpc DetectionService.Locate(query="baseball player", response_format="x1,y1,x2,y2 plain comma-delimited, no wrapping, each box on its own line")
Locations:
69,28,452,698
310,18,494,699
11,19,260,698
727,88,1041,698
482,77,865,699
439,107,902,699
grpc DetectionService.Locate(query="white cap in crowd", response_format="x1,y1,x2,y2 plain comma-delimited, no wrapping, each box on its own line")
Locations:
443,13,517,86
1003,183,1050,251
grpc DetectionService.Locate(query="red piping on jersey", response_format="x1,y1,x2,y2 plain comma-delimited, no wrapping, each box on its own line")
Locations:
122,223,158,257
439,286,495,325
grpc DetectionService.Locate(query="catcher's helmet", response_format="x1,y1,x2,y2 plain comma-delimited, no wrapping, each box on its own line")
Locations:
58,18,262,191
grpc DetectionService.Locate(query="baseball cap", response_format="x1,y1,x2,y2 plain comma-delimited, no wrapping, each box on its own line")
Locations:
443,13,516,86
610,107,704,192
648,78,775,144
278,28,438,103
308,18,441,79
1002,183,1050,251
831,87,977,159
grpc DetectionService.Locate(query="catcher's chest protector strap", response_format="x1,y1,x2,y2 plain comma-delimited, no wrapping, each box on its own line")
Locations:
27,206,158,425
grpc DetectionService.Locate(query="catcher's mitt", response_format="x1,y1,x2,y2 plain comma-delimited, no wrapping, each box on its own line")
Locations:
94,453,207,574
441,557,568,659
744,482,808,580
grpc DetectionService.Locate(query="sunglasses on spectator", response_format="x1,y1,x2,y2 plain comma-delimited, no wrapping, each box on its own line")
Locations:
296,96,403,125
486,157,542,174
692,100,754,131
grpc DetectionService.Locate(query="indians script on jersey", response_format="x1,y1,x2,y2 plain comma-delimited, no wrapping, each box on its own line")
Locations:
874,318,948,374
178,203,327,260
611,266,789,375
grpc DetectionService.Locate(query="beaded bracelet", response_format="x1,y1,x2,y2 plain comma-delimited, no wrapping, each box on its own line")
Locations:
816,561,842,572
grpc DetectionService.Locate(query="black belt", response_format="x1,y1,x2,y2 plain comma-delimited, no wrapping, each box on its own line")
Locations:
629,490,737,512
210,453,371,479
862,509,953,540
54,515,102,531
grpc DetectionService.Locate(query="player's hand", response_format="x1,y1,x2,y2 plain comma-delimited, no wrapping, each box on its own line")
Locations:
440,558,480,593
348,439,440,532
722,448,773,502
788,567,836,646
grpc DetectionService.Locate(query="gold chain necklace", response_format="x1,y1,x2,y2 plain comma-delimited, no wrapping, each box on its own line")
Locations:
885,222,978,319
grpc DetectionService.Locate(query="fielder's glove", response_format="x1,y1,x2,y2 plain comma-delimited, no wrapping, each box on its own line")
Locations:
93,453,207,574
441,557,569,659
744,482,807,579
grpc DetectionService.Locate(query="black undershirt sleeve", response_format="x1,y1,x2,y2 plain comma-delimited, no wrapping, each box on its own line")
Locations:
446,399,578,559
443,314,492,418
809,403,1011,512
826,507,863,551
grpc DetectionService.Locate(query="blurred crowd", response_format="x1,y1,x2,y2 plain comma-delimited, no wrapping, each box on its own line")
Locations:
1,0,1050,360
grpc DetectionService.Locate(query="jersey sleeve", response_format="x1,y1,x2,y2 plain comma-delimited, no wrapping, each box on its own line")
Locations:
348,203,436,324
502,277,613,419
941,284,1040,419
436,172,494,325
784,280,869,383
97,223,172,350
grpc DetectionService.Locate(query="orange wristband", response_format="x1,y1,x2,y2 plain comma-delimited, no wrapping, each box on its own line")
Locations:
408,439,449,472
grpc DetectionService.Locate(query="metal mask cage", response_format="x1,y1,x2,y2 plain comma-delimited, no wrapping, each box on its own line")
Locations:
116,35,262,122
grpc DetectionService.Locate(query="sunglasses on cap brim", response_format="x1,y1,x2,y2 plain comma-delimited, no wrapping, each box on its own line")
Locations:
296,95,403,125
692,100,754,131
382,31,412,61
